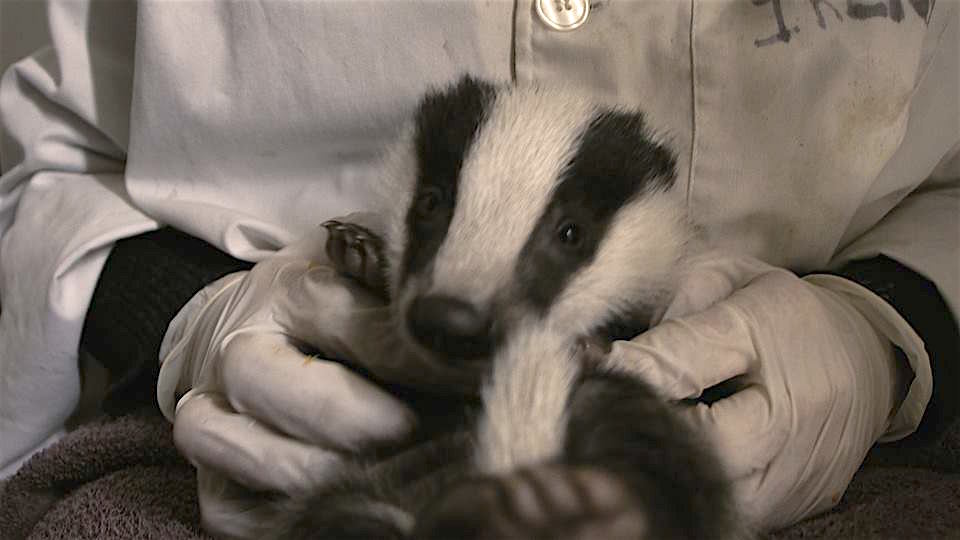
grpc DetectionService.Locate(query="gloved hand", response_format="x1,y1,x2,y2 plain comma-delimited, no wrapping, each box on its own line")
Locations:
157,222,416,539
604,251,928,530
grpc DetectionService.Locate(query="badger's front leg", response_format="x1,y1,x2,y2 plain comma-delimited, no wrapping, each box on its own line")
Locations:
264,430,475,540
562,372,744,539
416,370,746,540
414,459,649,540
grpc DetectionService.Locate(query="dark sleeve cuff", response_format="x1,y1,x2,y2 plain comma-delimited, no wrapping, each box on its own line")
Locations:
79,227,254,416
810,255,960,443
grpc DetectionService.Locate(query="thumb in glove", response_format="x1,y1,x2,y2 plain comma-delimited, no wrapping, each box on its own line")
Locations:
603,252,926,529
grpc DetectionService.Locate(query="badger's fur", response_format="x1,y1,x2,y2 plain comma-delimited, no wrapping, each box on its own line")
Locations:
265,77,750,539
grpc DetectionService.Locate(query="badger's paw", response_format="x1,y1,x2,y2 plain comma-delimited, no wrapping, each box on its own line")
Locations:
413,464,647,540
322,219,388,296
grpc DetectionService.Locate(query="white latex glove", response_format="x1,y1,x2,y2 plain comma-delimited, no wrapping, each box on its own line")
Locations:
157,222,416,538
604,251,930,531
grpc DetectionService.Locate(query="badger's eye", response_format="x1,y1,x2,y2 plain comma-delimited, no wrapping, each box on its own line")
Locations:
556,221,582,247
414,188,443,218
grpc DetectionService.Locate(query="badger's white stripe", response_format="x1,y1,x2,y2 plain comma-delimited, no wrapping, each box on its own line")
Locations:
376,123,418,297
474,322,581,473
429,87,597,305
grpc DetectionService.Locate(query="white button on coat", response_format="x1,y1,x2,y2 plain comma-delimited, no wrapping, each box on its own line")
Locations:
536,0,589,31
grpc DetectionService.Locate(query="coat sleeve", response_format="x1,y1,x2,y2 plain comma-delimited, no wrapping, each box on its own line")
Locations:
0,0,157,476
80,227,253,416
826,8,959,443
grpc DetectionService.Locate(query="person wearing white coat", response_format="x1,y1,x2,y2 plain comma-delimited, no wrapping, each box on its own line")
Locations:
0,0,956,536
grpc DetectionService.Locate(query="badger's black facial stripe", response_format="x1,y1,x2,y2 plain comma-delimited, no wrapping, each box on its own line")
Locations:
400,76,497,286
517,109,678,312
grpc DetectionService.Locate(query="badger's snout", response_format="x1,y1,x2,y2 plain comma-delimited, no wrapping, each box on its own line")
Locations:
407,295,492,359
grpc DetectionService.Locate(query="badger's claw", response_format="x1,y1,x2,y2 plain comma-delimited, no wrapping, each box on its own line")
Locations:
414,464,647,540
323,220,388,297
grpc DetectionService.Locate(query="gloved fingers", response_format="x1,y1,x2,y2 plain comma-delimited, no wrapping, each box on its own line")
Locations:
174,391,347,495
678,384,790,480
218,332,417,452
661,251,776,321
729,469,835,531
606,303,756,401
274,261,390,350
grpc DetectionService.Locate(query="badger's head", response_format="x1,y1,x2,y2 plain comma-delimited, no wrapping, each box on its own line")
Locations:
375,77,692,383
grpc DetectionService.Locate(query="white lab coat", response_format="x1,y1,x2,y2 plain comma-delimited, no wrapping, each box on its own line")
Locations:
1,0,956,476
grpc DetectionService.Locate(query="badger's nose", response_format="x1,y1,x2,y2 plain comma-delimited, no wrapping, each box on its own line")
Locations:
407,295,491,359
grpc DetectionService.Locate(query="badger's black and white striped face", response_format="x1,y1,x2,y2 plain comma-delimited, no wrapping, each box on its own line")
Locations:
377,77,691,369
272,79,740,540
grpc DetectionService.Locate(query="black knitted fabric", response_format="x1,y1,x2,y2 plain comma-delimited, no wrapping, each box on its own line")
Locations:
813,255,960,443
79,227,253,416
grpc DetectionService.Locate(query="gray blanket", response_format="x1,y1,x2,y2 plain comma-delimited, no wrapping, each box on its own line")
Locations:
2,409,958,539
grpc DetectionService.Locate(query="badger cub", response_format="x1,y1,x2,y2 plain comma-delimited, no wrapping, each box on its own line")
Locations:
269,77,748,539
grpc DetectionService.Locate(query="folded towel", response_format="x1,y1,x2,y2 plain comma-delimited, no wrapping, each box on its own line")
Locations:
0,408,206,540
2,406,956,539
